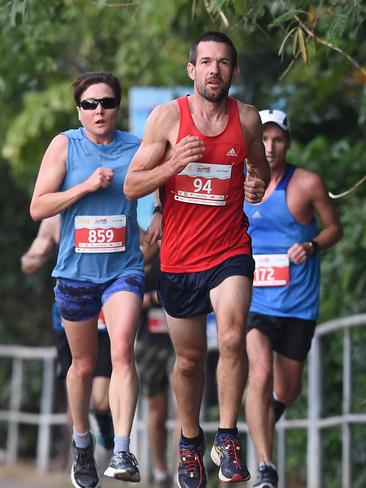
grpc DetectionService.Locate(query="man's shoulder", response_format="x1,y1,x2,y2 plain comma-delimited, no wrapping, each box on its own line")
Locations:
234,99,259,117
234,100,261,130
145,100,180,136
151,99,180,120
291,166,325,192
293,166,322,182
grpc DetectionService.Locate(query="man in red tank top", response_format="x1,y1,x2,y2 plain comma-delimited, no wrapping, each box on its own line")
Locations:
125,31,270,488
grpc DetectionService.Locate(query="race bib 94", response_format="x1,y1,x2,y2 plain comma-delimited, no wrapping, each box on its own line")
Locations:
173,162,232,206
253,254,290,287
75,215,126,253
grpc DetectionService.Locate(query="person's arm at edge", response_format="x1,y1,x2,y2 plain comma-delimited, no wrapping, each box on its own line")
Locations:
140,228,160,266
288,172,343,264
21,215,60,274
307,174,343,252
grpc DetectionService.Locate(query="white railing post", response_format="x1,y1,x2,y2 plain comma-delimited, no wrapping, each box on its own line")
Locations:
36,356,55,472
307,334,322,488
246,435,256,487
342,328,352,487
276,418,286,488
6,357,23,466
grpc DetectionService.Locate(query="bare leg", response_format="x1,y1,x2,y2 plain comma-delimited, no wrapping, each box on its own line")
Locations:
103,291,141,437
245,329,274,464
147,392,169,472
167,314,207,438
63,317,99,434
274,353,304,405
210,276,252,428
91,376,110,413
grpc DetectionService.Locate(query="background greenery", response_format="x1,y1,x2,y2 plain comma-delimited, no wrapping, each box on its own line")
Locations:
0,1,365,486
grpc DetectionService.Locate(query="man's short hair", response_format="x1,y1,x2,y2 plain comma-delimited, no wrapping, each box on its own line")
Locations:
72,71,121,106
189,31,238,67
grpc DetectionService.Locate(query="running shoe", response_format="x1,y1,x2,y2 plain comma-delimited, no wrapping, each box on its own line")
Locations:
177,443,207,488
71,435,100,488
253,464,278,488
104,450,140,482
210,433,250,482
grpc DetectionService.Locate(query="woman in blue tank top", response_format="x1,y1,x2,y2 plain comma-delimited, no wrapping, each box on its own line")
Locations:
30,72,144,487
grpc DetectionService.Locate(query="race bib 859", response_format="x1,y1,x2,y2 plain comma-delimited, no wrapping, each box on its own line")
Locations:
75,215,126,253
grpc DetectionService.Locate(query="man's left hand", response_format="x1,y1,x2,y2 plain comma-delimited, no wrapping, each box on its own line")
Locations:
244,171,266,203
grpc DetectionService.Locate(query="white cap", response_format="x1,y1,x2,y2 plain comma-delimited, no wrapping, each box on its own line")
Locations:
259,109,290,133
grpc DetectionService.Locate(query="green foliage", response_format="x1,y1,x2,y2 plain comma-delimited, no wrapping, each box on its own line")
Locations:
2,82,74,193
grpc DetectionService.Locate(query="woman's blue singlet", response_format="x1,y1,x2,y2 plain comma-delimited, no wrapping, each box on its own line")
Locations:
244,164,320,320
52,128,143,283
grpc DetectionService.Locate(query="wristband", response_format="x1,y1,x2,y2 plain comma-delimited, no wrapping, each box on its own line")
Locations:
309,240,320,254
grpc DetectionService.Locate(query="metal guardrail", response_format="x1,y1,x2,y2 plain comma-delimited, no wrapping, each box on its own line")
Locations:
305,313,366,488
1,314,366,486
0,345,68,472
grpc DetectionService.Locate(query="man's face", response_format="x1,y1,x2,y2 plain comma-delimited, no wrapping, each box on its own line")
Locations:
262,123,291,170
187,41,238,102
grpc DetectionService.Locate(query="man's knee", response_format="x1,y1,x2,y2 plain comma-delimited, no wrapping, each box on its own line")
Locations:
276,380,302,406
92,395,109,412
218,327,245,357
175,353,204,378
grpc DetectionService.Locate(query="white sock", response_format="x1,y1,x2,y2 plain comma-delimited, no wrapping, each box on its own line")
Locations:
153,468,169,481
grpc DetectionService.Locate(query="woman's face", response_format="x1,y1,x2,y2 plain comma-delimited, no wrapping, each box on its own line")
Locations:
77,82,120,144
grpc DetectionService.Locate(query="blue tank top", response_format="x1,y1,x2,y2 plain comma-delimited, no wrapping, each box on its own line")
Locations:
244,164,320,320
52,128,144,283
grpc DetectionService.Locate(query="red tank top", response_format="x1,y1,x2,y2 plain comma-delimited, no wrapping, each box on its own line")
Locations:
160,96,251,272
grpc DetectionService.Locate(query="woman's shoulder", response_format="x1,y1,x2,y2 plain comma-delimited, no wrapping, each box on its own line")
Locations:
116,130,141,146
61,127,83,140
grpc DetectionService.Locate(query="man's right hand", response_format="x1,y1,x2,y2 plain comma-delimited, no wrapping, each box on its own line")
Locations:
167,135,205,175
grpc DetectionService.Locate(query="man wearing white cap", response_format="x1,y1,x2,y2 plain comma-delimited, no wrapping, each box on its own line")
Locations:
244,109,343,487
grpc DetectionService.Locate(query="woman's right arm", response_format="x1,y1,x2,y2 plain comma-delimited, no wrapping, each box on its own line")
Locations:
30,134,113,220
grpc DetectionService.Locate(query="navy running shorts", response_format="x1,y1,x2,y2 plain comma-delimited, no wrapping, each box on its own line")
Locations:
55,274,144,322
158,254,255,318
246,312,316,362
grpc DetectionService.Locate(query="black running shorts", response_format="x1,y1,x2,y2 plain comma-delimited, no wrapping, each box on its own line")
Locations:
158,254,255,318
247,312,316,362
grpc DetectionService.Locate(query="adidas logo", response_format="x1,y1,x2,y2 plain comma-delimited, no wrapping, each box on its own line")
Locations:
226,147,237,157
252,210,263,219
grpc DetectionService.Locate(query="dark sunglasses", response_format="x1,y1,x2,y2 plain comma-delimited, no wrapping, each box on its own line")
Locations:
79,97,119,110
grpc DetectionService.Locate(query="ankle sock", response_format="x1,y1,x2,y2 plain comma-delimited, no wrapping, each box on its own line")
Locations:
154,468,169,482
259,462,277,471
73,429,91,449
180,427,204,448
217,426,238,437
114,435,130,454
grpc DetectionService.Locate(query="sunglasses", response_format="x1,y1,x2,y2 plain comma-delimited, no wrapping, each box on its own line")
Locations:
79,97,119,110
